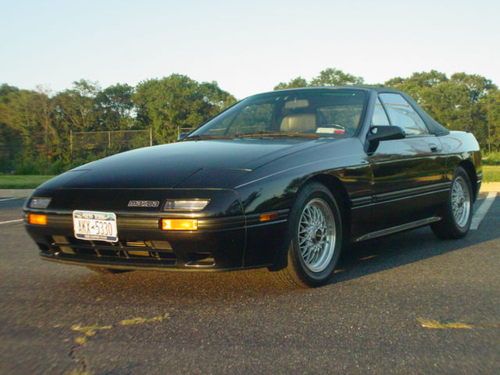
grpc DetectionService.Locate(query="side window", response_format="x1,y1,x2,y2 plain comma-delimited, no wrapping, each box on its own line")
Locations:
379,93,429,136
371,98,390,126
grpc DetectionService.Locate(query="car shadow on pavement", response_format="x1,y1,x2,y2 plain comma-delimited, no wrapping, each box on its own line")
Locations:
54,223,498,304
334,222,500,285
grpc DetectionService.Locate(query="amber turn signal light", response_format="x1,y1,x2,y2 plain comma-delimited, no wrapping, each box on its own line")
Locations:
259,212,279,222
161,219,198,231
28,213,47,225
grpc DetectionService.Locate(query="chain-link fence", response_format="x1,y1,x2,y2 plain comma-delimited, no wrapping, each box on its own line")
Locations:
70,129,153,162
1,126,198,174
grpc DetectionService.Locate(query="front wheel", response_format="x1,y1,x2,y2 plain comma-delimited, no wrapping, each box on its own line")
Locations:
431,167,473,239
273,182,343,288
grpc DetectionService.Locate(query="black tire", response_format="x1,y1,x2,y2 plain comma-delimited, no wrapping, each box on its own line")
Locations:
272,182,343,288
86,266,131,274
431,167,473,239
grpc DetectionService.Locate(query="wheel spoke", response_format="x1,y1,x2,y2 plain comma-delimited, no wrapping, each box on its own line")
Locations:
297,198,337,273
450,176,471,228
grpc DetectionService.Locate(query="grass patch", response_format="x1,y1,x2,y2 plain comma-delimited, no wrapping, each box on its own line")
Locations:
483,165,500,183
1,165,498,189
482,152,500,165
0,175,54,189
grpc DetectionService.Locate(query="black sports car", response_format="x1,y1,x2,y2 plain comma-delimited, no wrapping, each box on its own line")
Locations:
24,87,482,287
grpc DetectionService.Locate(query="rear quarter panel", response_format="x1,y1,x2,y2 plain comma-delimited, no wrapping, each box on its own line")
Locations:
438,131,482,196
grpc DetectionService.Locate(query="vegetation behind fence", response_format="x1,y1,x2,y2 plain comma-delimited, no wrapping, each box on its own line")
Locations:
0,68,498,174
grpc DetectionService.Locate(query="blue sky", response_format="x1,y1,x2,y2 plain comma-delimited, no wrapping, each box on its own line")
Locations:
1,0,499,98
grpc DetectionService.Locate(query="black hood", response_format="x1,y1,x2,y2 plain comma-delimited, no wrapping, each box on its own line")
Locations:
39,139,318,190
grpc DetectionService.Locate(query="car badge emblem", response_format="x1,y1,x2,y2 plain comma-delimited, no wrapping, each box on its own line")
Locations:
127,200,160,208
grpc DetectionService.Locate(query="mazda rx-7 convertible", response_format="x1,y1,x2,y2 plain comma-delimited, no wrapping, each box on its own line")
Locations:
24,87,481,287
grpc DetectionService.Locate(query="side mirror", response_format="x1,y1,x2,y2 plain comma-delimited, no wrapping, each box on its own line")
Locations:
177,132,189,141
366,126,405,153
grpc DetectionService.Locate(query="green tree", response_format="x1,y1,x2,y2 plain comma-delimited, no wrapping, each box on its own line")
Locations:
310,68,364,86
134,74,235,143
386,71,497,149
0,87,59,172
385,70,448,103
449,73,496,102
0,68,497,174
0,84,22,172
482,89,500,152
52,79,99,132
274,68,364,90
95,83,135,130
274,77,308,90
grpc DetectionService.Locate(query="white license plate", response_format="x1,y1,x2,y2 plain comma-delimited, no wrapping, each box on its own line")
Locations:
73,210,118,242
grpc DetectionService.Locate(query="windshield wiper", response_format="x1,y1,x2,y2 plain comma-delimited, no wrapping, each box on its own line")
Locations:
185,131,321,140
234,131,320,139
183,134,234,141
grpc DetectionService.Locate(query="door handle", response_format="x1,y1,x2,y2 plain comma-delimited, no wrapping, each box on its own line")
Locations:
428,143,439,152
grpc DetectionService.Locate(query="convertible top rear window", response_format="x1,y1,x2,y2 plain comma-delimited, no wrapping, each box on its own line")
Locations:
190,90,367,139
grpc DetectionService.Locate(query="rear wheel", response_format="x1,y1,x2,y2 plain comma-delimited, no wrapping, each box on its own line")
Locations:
431,167,473,239
273,182,343,288
86,266,131,274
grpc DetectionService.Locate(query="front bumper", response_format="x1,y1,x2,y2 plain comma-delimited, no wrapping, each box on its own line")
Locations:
25,212,248,271
24,187,290,271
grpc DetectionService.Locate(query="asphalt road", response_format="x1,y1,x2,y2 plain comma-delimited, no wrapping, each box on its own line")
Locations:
0,197,499,375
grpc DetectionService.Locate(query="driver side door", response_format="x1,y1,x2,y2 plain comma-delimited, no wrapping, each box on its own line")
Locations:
367,94,448,232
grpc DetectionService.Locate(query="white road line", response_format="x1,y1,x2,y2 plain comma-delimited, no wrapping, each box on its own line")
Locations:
0,219,23,225
0,197,17,202
471,192,497,230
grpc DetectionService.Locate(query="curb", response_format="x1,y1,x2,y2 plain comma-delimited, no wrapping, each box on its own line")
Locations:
480,183,500,193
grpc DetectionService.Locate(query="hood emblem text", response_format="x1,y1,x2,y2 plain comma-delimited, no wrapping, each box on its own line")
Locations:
128,200,160,208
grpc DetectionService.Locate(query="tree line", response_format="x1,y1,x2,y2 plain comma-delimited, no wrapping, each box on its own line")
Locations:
0,68,498,174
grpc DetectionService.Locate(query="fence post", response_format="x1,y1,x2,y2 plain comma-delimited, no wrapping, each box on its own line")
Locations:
487,121,491,154
69,129,151,161
69,130,73,160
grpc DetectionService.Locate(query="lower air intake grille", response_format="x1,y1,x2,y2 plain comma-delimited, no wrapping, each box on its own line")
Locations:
47,236,177,266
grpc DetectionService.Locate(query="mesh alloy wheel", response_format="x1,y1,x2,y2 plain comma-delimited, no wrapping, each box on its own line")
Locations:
298,198,336,273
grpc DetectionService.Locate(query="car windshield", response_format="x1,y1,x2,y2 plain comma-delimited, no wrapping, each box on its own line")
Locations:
188,89,367,139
